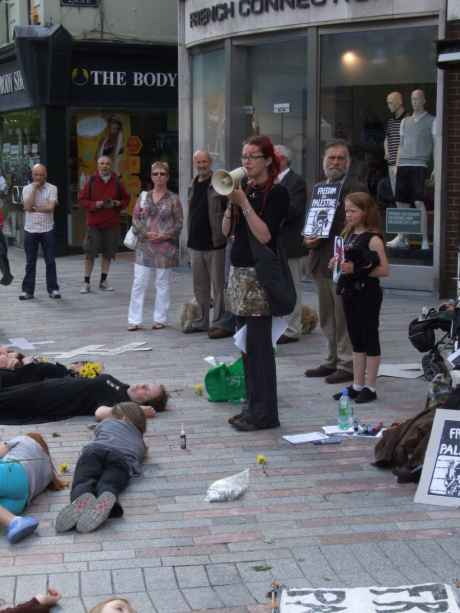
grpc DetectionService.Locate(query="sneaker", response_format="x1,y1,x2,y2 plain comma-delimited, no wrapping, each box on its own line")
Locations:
386,235,409,249
6,516,39,544
99,281,114,292
80,283,90,294
76,491,117,533
18,292,34,301
55,492,96,533
49,290,61,299
355,387,378,404
333,386,360,401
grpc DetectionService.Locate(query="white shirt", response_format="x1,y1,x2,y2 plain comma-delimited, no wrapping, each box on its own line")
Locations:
0,175,7,195
22,182,58,233
278,168,291,183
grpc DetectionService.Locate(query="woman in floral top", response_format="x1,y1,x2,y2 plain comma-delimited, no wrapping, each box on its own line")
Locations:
127,161,183,330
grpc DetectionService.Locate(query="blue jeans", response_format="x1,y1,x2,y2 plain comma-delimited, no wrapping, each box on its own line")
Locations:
22,229,59,295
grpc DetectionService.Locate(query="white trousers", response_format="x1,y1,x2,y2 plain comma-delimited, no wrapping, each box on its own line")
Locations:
128,263,172,325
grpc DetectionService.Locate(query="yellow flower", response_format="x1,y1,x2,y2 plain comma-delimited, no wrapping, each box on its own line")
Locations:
79,361,103,379
194,384,204,396
256,454,267,465
58,463,69,474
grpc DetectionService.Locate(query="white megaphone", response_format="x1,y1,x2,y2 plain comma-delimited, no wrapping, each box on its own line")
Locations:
211,167,247,196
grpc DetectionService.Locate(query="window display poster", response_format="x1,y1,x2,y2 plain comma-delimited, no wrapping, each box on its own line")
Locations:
415,409,460,507
76,113,139,212
303,182,342,238
280,584,460,612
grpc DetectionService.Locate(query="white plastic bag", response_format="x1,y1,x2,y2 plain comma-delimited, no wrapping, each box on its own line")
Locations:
205,468,250,503
123,226,137,250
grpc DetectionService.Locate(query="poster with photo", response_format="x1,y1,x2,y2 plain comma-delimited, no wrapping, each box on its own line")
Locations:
76,113,139,212
332,236,344,283
415,409,460,506
303,182,342,238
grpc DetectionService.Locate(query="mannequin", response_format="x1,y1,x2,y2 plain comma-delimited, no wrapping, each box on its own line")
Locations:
384,92,407,195
387,89,435,250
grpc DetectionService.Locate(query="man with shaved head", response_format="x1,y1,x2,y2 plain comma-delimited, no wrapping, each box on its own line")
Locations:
184,150,229,337
78,156,129,293
19,163,60,300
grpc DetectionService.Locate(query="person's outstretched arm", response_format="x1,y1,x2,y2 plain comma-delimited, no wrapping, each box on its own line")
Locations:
0,588,61,612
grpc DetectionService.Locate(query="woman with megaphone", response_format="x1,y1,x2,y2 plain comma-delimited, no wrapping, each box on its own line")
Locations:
223,135,290,431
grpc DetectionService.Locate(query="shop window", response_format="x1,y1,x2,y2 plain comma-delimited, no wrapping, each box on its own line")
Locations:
320,26,437,265
244,37,308,175
192,48,225,169
0,109,41,240
68,110,178,248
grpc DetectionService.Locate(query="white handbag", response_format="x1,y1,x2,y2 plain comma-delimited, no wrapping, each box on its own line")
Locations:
123,191,147,250
123,226,137,250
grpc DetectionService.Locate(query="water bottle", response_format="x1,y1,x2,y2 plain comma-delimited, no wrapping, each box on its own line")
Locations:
338,388,353,430
180,424,187,450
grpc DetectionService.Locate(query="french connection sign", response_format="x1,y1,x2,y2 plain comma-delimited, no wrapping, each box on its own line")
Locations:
185,0,441,45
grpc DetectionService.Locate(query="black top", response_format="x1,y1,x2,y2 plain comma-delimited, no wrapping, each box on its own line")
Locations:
0,374,129,425
187,177,213,251
0,362,71,389
231,183,289,267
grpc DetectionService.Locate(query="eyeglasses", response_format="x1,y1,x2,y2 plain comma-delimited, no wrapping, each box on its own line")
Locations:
241,155,265,161
152,171,168,176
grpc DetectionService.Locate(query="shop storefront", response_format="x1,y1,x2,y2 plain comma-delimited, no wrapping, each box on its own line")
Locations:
0,26,178,253
178,0,442,291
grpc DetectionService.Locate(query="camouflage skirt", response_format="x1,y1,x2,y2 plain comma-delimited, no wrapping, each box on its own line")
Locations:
226,265,270,317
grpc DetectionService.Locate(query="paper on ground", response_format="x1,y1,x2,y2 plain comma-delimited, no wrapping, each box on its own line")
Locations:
204,355,236,368
8,337,36,350
378,363,423,379
279,584,460,613
283,432,329,444
323,425,354,435
42,342,152,359
233,317,288,353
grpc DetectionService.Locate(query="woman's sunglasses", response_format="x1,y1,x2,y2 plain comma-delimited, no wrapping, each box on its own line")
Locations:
152,171,168,176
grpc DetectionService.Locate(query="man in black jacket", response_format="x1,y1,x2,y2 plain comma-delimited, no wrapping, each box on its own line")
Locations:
304,139,367,384
275,145,308,344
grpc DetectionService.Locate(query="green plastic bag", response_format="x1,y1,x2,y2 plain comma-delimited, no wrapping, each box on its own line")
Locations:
204,356,247,403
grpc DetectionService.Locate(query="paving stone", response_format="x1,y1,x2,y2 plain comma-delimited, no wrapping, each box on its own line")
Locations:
56,598,86,613
0,577,15,604
15,575,47,603
214,584,257,607
48,572,80,598
175,565,210,588
207,564,241,586
81,570,113,596
144,566,178,590
148,588,191,612
182,586,224,609
112,568,145,593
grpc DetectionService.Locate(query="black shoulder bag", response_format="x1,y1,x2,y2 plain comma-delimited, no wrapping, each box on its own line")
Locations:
248,223,296,317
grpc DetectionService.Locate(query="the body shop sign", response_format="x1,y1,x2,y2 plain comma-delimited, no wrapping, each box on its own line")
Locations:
185,0,441,45
70,46,178,108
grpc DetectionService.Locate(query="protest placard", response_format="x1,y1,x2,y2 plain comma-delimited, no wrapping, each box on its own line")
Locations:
280,583,460,612
415,408,460,506
303,181,342,238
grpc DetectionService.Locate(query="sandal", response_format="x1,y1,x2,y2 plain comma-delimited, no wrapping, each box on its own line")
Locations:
127,324,141,331
152,323,166,330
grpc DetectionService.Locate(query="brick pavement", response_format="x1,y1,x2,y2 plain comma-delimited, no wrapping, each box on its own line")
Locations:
0,248,459,612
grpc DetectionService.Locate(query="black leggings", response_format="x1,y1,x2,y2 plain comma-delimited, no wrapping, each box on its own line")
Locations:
342,279,382,357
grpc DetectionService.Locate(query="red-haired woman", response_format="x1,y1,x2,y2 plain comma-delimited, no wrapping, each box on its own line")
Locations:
223,135,289,431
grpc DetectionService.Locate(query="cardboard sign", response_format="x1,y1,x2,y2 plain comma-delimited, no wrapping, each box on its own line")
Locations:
415,408,460,506
280,584,460,612
303,182,342,238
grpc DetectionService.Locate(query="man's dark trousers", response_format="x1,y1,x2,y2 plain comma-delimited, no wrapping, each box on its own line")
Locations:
22,229,59,295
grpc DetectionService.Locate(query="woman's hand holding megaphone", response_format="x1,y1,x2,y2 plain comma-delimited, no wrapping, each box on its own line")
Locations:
228,186,248,210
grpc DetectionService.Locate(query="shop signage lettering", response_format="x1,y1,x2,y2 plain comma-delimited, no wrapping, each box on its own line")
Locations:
61,0,98,6
72,67,177,88
190,0,375,27
0,70,25,96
